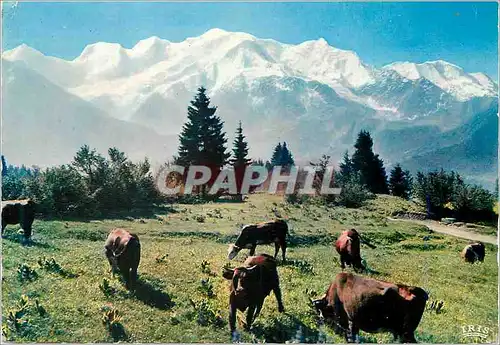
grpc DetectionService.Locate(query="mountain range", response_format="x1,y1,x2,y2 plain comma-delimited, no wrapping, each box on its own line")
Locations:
1,28,497,188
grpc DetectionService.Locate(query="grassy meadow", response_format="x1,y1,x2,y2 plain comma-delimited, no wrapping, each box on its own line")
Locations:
1,194,498,343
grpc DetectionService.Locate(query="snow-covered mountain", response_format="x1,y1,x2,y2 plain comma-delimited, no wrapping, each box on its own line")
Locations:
2,28,498,187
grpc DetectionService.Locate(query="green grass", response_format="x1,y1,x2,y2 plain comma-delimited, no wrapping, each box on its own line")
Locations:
2,194,498,343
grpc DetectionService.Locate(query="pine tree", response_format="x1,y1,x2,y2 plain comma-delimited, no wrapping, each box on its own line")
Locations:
352,130,375,185
372,154,389,194
230,122,251,167
351,130,388,194
1,155,8,177
176,87,230,195
338,151,353,184
177,87,230,167
389,164,412,199
270,143,283,167
281,142,295,167
230,122,252,198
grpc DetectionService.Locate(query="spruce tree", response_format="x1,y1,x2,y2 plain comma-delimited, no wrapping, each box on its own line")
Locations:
230,121,251,167
338,151,353,184
281,142,295,167
230,122,252,198
1,155,8,177
372,154,389,194
389,164,412,199
352,130,375,186
270,143,283,167
177,86,230,168
352,130,388,194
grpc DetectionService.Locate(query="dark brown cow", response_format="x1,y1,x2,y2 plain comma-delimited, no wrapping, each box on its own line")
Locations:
461,242,485,263
1,199,35,240
335,229,375,272
228,219,288,261
311,273,428,343
104,228,141,290
222,254,284,335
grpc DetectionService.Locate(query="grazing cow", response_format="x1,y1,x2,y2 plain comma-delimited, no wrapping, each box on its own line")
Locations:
227,219,288,261
311,273,428,343
222,254,284,334
461,242,485,263
104,228,141,290
1,199,35,240
335,229,375,272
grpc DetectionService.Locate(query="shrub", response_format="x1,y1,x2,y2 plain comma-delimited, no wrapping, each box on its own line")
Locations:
101,304,127,341
188,299,224,327
17,264,38,283
452,183,495,222
37,257,78,278
197,278,215,298
337,174,372,208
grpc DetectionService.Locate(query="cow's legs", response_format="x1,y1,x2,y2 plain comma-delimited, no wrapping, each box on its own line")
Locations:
401,332,417,343
280,238,287,262
129,268,138,291
273,283,285,312
253,299,264,320
105,248,118,274
129,242,140,290
229,304,237,333
274,242,280,259
346,320,359,343
1,220,6,237
245,305,256,330
249,244,256,256
339,254,346,270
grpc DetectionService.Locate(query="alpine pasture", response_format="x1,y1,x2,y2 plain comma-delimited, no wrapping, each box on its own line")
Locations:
2,194,498,343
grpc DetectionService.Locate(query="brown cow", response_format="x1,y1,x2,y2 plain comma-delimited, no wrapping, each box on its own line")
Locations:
461,242,485,263
228,219,288,261
311,273,428,343
222,254,284,335
335,229,375,272
104,228,141,290
1,199,35,240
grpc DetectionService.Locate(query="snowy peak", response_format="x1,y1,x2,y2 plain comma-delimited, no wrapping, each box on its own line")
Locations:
2,43,44,60
2,28,496,110
383,61,496,100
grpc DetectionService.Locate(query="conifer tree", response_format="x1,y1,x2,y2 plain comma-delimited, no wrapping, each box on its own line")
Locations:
270,143,283,167
177,87,230,168
338,151,353,184
1,155,8,177
281,142,295,167
351,130,388,194
230,121,251,167
230,121,251,198
389,164,412,199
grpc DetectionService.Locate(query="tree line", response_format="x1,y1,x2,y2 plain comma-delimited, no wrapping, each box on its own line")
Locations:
1,86,496,223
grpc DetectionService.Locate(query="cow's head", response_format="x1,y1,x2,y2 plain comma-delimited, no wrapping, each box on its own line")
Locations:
310,294,328,318
222,265,258,293
227,244,241,260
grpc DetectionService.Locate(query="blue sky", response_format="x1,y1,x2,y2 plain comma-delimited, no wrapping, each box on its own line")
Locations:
2,2,498,79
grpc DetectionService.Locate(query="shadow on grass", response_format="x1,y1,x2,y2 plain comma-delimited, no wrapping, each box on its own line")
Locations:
1,233,54,249
251,313,320,343
132,278,175,311
278,259,315,275
159,231,335,248
39,204,178,222
109,322,128,342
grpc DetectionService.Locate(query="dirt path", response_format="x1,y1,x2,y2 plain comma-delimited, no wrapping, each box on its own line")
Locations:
387,217,498,245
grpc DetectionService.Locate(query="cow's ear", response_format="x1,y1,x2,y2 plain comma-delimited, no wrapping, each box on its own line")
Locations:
222,268,234,280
